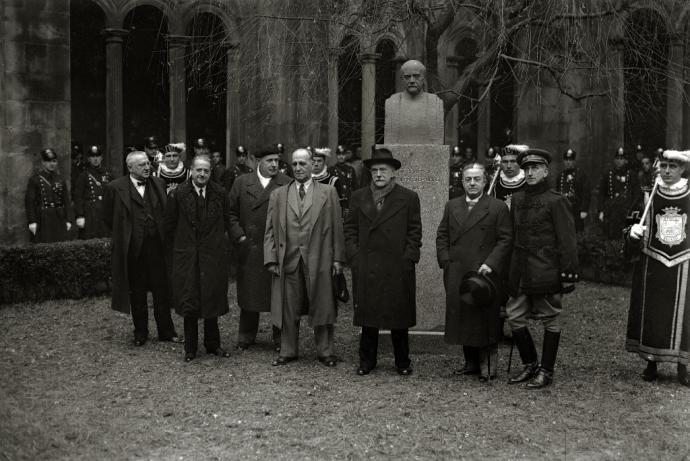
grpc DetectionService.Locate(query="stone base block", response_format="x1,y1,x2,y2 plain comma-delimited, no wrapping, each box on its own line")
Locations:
377,144,450,331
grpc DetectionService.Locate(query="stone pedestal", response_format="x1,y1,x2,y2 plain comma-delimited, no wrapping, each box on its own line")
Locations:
377,144,450,331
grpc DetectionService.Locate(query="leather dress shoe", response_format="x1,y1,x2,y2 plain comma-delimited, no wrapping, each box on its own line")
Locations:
161,335,184,344
134,338,147,347
207,347,231,358
272,356,297,366
184,352,196,362
317,355,338,367
526,368,553,389
479,374,497,383
642,362,658,382
508,363,537,384
453,365,480,376
236,342,251,351
356,367,372,376
397,367,413,376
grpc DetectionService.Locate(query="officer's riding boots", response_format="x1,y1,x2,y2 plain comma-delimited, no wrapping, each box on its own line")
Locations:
508,327,538,384
527,330,561,389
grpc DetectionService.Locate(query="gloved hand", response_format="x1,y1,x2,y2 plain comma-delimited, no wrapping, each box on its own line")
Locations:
28,223,37,235
598,211,604,222
478,263,493,275
66,222,72,232
629,224,647,240
76,217,85,228
580,211,588,220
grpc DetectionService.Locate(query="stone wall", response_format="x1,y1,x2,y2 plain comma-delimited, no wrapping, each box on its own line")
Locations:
1,1,71,244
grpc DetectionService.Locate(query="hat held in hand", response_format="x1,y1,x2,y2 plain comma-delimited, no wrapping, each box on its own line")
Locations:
459,271,498,308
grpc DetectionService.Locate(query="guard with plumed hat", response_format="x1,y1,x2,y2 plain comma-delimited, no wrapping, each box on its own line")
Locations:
505,147,579,389
74,144,115,238
25,148,74,243
555,148,591,233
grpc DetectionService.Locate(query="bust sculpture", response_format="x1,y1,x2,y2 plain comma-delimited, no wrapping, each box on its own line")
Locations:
384,60,445,145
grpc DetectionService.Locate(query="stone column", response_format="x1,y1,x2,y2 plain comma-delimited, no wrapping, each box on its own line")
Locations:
327,47,340,152
225,45,240,167
665,35,684,149
360,53,380,158
166,35,190,146
102,28,128,175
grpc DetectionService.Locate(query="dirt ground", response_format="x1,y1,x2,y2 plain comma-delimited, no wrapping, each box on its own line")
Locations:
1,281,689,460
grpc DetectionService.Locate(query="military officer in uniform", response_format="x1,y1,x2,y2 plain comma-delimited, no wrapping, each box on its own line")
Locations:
492,144,527,209
334,145,359,218
25,148,74,243
144,136,163,169
227,145,254,191
276,143,293,177
598,147,640,239
154,143,190,195
74,145,114,239
449,146,464,199
556,149,591,233
506,148,579,389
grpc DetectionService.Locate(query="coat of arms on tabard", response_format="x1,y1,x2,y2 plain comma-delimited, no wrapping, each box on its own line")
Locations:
655,206,687,247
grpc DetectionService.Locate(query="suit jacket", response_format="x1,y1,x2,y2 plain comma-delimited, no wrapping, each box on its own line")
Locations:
344,184,422,329
228,171,290,312
103,175,168,314
436,194,512,345
264,180,346,327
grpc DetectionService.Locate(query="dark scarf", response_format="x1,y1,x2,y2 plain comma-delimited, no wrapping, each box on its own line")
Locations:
371,178,396,210
525,180,549,195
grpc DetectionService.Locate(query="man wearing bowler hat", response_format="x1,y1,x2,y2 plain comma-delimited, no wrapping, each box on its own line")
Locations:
505,148,579,389
344,148,422,376
436,162,512,381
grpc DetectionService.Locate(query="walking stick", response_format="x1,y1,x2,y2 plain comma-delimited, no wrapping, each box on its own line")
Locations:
638,159,660,226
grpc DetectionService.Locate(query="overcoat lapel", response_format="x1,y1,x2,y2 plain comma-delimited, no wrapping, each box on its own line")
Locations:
371,186,406,229
308,182,328,239
359,188,378,223
457,195,490,235
287,182,300,218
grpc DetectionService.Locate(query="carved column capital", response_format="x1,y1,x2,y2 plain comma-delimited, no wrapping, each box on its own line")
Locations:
165,34,191,48
360,52,381,64
101,28,129,43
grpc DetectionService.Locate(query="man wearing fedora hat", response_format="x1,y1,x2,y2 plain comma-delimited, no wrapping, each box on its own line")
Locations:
436,162,513,381
344,148,422,376
505,148,579,389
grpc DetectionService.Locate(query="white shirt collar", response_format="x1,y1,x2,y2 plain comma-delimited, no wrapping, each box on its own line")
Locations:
466,193,483,203
257,168,271,188
192,181,206,197
296,178,313,191
130,175,145,188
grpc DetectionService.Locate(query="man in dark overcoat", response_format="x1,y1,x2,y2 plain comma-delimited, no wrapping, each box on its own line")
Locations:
264,148,345,367
505,148,579,389
165,156,232,361
228,146,290,350
436,162,512,381
25,148,74,243
103,151,181,346
74,145,114,239
344,148,422,376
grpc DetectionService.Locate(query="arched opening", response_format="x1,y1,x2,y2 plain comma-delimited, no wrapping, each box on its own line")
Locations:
70,0,106,152
338,35,362,150
186,13,228,153
374,39,396,144
490,49,516,147
123,5,170,148
454,38,478,153
623,9,669,151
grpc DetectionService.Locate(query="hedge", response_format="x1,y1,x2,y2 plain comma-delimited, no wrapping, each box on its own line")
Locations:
577,229,633,287
0,238,112,305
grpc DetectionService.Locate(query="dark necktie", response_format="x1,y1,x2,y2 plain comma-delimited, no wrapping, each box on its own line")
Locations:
299,184,305,201
137,181,146,187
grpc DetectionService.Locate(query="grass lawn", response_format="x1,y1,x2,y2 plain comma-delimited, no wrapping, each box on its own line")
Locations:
0,281,688,460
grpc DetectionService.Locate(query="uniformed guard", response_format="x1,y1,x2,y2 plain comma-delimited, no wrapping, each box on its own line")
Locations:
629,144,644,173
144,136,163,169
484,146,500,179
506,148,579,389
210,150,230,190
638,151,655,195
227,145,255,191
154,143,190,195
276,142,293,177
312,148,348,214
333,145,359,218
449,146,464,199
598,147,640,239
25,148,74,243
71,141,86,190
555,149,591,233
192,137,210,160
492,144,527,209
74,145,114,239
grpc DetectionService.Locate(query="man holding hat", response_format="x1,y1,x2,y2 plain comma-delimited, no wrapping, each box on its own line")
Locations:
626,149,690,387
556,148,591,233
154,143,190,195
74,145,114,239
227,145,254,191
492,144,527,209
228,146,290,351
598,147,640,239
25,148,74,243
506,148,579,389
344,148,422,376
436,162,512,381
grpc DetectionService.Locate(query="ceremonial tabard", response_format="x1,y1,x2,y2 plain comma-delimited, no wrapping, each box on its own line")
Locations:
626,181,690,365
